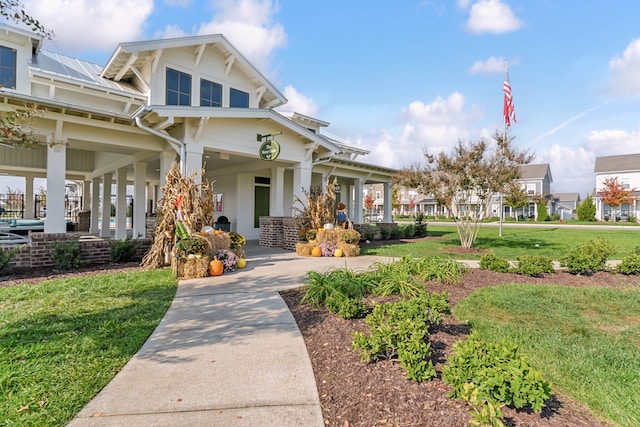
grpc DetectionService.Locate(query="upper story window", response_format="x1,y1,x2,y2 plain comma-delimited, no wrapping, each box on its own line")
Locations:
166,68,191,106
200,79,222,107
527,184,536,195
230,88,249,108
621,178,631,190
0,46,17,89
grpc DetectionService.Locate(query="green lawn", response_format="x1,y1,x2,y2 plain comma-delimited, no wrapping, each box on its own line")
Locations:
0,268,177,426
362,225,640,259
455,284,640,427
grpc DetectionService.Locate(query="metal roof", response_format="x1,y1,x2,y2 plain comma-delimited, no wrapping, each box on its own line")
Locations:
30,50,143,96
594,153,640,173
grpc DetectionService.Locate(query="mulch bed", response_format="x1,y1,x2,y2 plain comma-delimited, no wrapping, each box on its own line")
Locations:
281,268,640,427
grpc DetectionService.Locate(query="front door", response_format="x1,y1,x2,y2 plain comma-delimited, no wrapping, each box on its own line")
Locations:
254,185,270,228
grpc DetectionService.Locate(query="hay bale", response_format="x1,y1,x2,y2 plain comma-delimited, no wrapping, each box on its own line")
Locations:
336,242,360,257
172,255,210,279
231,247,246,259
296,242,315,256
316,228,341,244
202,233,231,257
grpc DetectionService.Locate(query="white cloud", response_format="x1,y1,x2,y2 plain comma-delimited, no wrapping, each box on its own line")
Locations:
469,55,506,74
538,144,595,195
276,85,318,117
26,0,153,56
163,0,192,6
194,0,287,75
465,0,524,34
585,129,640,155
609,39,640,95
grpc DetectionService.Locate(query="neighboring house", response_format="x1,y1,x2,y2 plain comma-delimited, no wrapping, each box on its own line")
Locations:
0,24,396,240
551,193,580,220
593,153,640,221
492,163,553,220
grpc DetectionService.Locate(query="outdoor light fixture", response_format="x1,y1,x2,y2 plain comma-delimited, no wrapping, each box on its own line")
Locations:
335,184,341,191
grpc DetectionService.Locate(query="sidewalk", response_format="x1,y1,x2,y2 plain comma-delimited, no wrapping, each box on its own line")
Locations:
68,243,395,426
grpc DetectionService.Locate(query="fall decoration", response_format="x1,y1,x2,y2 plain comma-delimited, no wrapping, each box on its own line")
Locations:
208,258,224,276
311,246,322,257
237,258,247,269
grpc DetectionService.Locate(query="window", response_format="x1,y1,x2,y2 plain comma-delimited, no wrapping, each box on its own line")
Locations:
200,79,222,107
621,178,631,190
230,88,249,108
527,183,536,195
166,68,191,106
0,46,16,89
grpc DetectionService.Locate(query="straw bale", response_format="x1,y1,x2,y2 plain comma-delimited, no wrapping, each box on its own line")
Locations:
202,233,231,256
296,242,314,256
172,255,210,279
336,242,360,257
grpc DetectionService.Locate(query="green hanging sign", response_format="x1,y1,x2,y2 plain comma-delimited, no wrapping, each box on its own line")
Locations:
259,140,280,161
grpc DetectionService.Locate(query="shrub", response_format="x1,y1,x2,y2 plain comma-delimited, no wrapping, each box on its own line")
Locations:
379,226,391,240
559,238,615,275
537,200,547,222
109,238,140,263
479,254,510,273
616,253,640,275
389,226,401,239
576,194,596,221
550,212,560,221
442,334,552,413
511,255,555,277
403,224,416,238
301,267,374,307
419,256,469,284
0,247,19,272
363,227,376,241
325,293,368,319
50,240,82,270
352,292,449,382
414,213,428,237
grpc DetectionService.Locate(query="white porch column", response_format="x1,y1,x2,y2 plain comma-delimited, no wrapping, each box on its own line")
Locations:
82,180,91,212
100,172,112,238
383,182,393,222
133,162,147,238
353,179,364,224
115,167,127,240
158,150,175,203
24,173,35,218
292,161,312,214
90,177,100,234
270,166,285,216
184,144,204,184
44,143,67,233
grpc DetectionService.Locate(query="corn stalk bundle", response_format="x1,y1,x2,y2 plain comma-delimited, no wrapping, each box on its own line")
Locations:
293,177,338,232
141,162,216,269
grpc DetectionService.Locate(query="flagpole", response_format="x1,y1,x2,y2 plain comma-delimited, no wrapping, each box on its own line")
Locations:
499,60,509,238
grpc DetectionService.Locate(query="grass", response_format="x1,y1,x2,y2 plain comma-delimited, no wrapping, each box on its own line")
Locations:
362,225,640,259
0,268,177,426
454,284,640,427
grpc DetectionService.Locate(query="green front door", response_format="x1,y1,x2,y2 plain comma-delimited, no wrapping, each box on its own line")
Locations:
254,186,270,228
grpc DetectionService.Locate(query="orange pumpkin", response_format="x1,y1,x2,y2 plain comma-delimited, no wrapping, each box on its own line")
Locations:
311,246,322,257
209,258,224,276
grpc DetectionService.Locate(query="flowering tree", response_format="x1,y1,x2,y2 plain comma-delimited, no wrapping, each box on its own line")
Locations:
395,132,532,248
598,177,635,222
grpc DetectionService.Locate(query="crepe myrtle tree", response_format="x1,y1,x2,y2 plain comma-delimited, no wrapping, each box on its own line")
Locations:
395,132,533,249
503,181,529,221
598,176,635,222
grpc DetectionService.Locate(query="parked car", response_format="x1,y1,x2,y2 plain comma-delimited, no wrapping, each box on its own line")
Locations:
364,213,383,222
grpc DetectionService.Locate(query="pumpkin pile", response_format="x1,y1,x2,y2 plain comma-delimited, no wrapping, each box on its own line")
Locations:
296,227,361,258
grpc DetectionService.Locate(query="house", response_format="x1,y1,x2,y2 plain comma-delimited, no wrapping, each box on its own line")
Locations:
0,23,396,243
551,193,580,220
490,163,553,220
593,153,640,221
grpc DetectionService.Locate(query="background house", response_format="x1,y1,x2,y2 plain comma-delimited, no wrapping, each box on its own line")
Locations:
593,153,640,221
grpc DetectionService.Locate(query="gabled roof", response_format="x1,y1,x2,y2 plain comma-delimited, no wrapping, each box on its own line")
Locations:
553,192,580,202
0,23,42,53
100,33,286,109
594,153,640,173
519,163,552,182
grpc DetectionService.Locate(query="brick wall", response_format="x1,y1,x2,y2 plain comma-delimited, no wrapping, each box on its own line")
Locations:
259,216,285,248
0,233,152,272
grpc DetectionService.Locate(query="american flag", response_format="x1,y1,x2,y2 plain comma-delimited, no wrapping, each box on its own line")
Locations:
503,63,516,127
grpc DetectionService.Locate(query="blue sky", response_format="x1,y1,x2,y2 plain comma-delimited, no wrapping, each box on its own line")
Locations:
8,0,640,196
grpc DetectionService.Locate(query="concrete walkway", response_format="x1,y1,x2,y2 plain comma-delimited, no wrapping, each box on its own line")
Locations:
68,244,395,427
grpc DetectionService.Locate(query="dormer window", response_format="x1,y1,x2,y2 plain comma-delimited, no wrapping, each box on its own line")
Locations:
0,46,17,89
230,88,249,108
166,68,191,106
200,79,222,107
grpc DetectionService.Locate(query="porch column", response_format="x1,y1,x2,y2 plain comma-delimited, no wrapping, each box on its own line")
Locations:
133,162,147,238
383,181,393,222
184,145,204,184
270,166,285,216
24,173,35,218
158,150,175,202
44,142,67,233
353,179,364,224
90,177,100,234
82,180,91,212
115,167,127,240
100,172,112,238
292,161,312,213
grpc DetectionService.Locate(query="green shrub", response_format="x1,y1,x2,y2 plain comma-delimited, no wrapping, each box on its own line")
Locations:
325,293,368,319
419,256,469,284
442,334,552,413
0,247,19,272
363,227,376,241
414,213,428,237
460,383,506,427
550,212,560,221
616,253,640,275
109,238,140,263
576,194,596,221
301,267,374,307
511,255,555,277
352,292,449,382
559,238,615,275
379,226,391,240
50,240,83,270
403,224,415,238
479,254,510,273
389,226,401,239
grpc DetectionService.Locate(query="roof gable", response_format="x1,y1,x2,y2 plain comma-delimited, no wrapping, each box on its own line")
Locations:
100,33,286,109
594,153,640,173
519,163,552,182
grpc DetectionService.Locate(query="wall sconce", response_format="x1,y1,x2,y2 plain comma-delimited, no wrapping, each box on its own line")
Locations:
335,184,341,191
